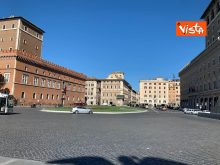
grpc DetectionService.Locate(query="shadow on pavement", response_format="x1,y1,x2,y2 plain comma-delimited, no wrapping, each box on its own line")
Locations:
47,156,187,165
0,112,20,115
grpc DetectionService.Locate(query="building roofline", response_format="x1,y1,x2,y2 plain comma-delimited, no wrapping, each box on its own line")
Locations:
179,39,220,76
0,16,45,33
140,78,167,81
110,71,124,74
0,50,87,80
201,0,216,19
87,78,101,81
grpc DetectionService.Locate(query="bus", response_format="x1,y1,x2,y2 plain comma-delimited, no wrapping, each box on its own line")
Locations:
0,93,14,114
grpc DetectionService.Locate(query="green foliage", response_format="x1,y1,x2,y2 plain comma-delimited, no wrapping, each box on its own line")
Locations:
47,106,144,112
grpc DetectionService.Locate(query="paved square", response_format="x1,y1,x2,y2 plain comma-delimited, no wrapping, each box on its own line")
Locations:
0,108,220,165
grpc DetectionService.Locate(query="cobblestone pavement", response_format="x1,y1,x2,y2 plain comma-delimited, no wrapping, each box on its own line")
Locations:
0,108,220,165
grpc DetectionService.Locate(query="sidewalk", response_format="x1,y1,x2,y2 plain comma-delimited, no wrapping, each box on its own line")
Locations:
0,156,50,165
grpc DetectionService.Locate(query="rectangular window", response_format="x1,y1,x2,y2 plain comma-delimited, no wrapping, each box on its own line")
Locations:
214,81,217,89
33,93,36,99
40,93,43,99
41,79,45,87
213,59,215,65
47,94,49,100
57,83,61,89
33,77,39,86
217,2,220,12
22,74,28,84
52,81,55,88
47,80,51,87
21,92,25,99
4,73,10,83
208,82,212,90
23,39,27,44
73,85,76,91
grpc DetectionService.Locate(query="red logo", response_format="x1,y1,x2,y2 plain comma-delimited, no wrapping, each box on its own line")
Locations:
176,21,207,36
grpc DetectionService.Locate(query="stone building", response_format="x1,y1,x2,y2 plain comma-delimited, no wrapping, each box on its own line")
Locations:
101,72,132,106
140,78,169,107
131,89,138,106
85,72,133,106
168,80,180,107
85,78,101,105
140,78,180,107
0,16,87,106
179,0,220,112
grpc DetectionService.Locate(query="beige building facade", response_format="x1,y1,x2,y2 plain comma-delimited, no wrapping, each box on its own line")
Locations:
140,78,169,107
131,89,138,106
179,0,220,112
85,79,101,105
140,78,180,107
101,72,132,106
85,72,134,106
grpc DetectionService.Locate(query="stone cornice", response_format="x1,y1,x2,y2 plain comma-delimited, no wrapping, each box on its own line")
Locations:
0,50,87,81
179,40,220,76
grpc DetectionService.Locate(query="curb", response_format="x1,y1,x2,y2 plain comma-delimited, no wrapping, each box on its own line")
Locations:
93,110,148,114
0,156,48,165
41,109,71,113
40,109,148,114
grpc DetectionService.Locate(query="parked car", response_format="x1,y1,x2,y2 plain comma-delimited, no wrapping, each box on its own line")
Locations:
184,109,202,115
184,109,192,114
183,108,189,113
201,110,211,114
72,106,93,114
191,109,202,115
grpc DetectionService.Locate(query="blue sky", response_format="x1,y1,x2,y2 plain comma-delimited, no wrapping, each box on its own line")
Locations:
1,0,211,90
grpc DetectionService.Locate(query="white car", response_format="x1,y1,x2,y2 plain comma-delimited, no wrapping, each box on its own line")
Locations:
72,107,93,114
201,110,211,114
183,108,189,113
191,109,202,115
184,109,202,115
184,109,193,114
